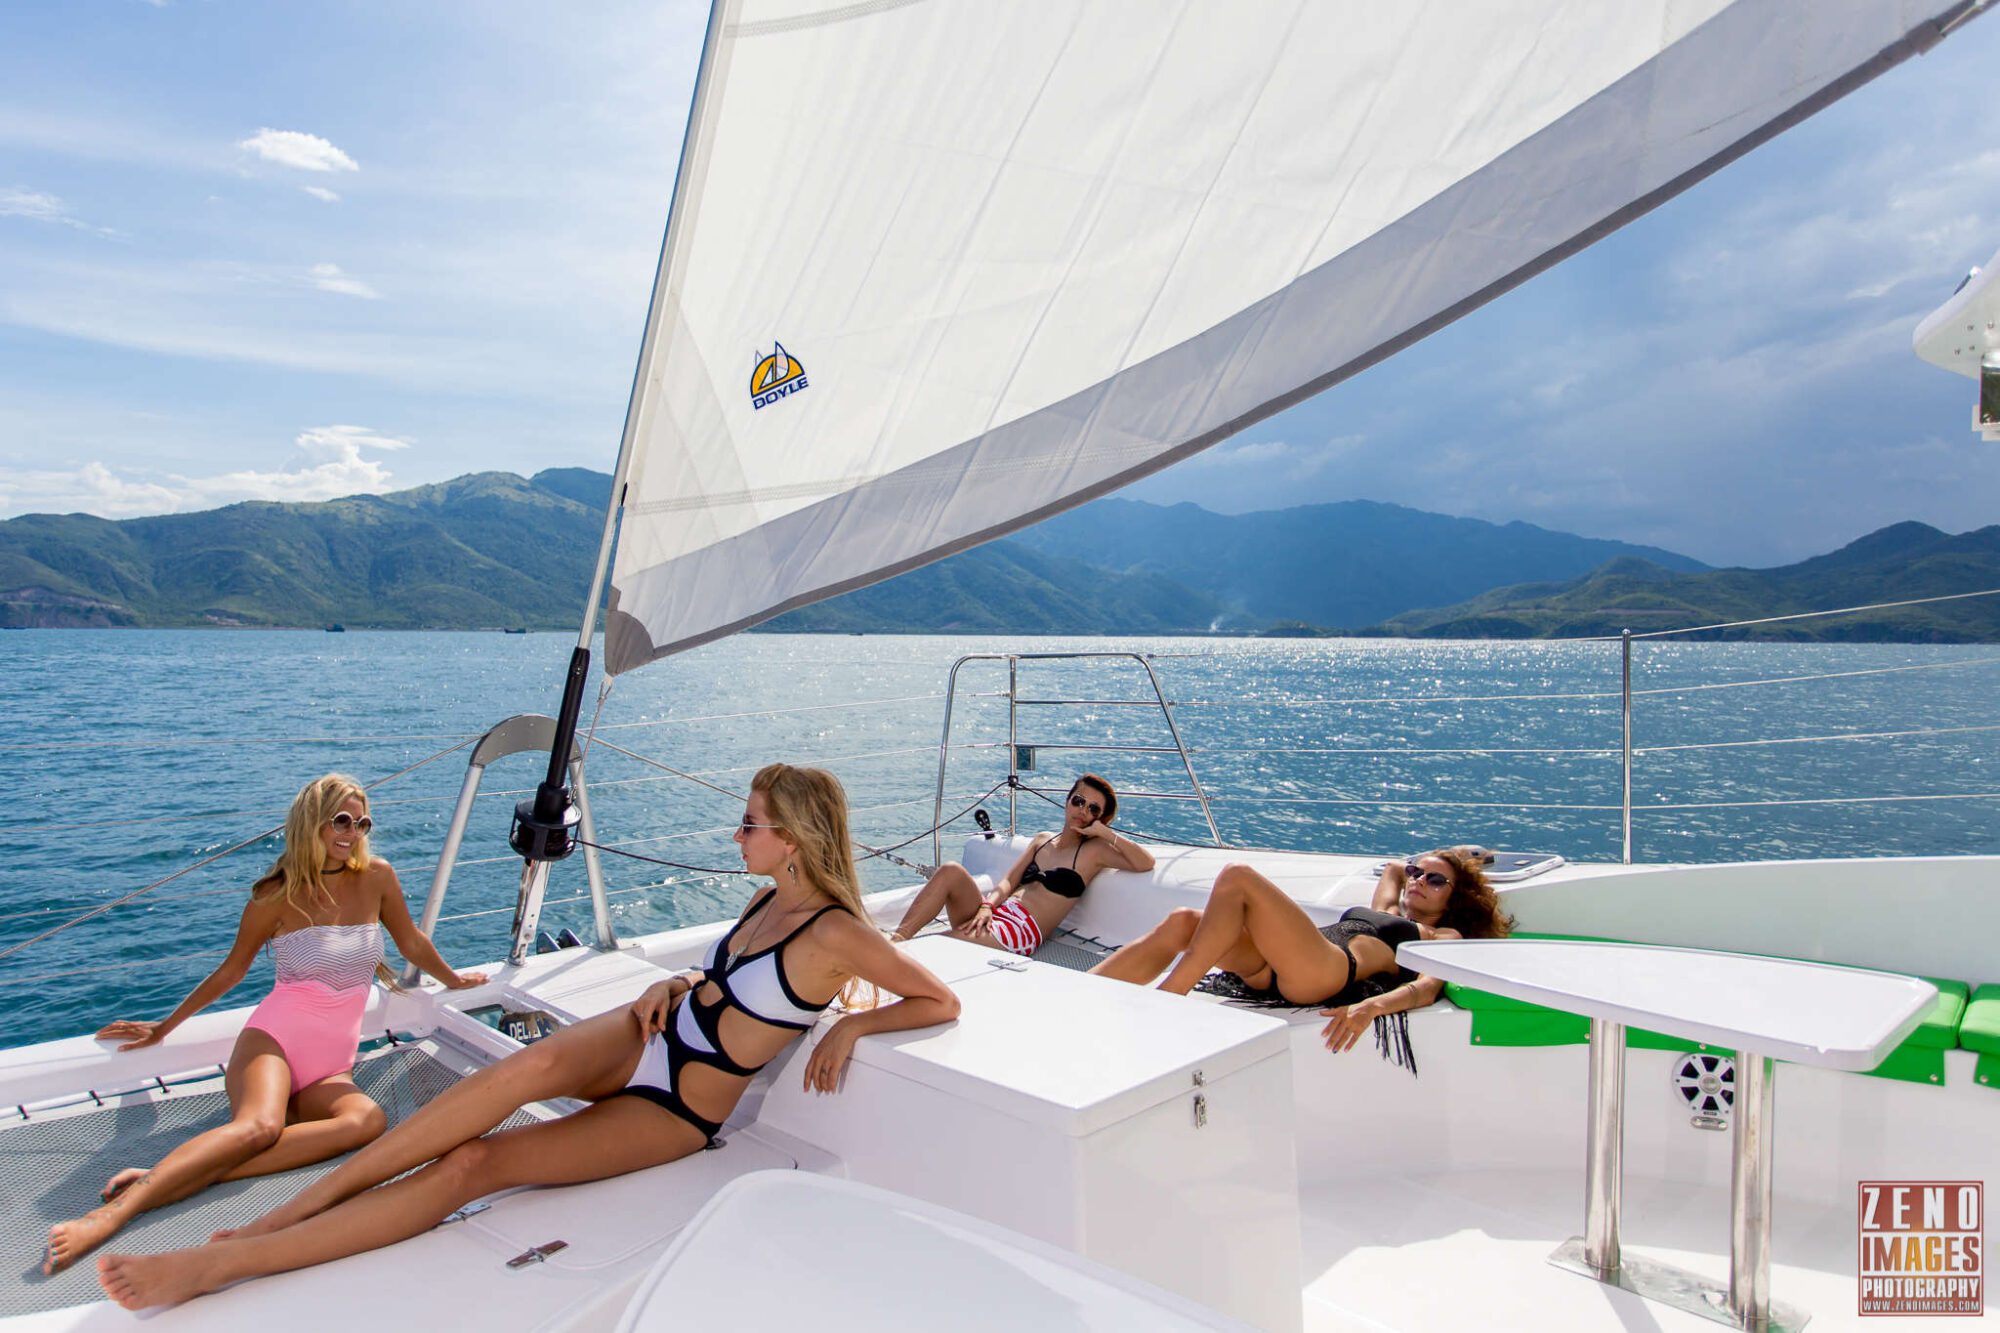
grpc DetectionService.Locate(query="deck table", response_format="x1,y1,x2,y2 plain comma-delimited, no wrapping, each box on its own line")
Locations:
1401,939,1937,1332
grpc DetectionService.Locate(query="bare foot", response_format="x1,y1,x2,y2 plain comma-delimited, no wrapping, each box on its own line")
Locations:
100,1167,146,1203
97,1248,227,1310
43,1207,125,1274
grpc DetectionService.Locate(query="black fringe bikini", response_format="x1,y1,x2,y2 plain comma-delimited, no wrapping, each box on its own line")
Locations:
1194,906,1424,1075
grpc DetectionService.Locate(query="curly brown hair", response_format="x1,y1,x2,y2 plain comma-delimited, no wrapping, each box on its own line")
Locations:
1426,847,1515,939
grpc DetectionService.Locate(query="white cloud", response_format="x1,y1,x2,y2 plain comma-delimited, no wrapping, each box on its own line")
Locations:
0,188,66,221
238,128,358,173
0,186,119,237
0,425,410,518
309,262,380,299
301,185,341,203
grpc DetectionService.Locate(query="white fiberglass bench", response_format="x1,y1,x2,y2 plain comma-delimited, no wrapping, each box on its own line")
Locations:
1402,939,1937,1332
754,936,1301,1331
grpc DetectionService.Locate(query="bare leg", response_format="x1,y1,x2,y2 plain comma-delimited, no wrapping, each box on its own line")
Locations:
890,863,984,940
129,1081,388,1223
225,1006,647,1241
1157,864,1350,1001
45,1030,293,1273
1090,908,1201,984
216,1079,387,1182
99,1095,704,1310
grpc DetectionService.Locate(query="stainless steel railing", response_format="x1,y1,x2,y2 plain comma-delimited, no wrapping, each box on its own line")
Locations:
932,652,1222,865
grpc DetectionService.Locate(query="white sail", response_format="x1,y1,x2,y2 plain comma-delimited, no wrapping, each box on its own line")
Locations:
604,0,1983,673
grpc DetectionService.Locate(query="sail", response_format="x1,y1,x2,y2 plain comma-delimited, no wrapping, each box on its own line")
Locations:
605,0,1982,673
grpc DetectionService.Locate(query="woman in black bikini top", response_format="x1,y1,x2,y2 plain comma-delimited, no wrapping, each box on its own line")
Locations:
1090,848,1513,1069
890,774,1154,958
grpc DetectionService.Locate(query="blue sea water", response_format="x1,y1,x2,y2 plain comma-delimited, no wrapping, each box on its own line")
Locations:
4,629,1997,1048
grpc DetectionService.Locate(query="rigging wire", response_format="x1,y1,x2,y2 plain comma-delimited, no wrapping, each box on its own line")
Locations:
571,776,1013,876
0,737,477,964
1011,782,1219,850
1630,586,2000,639
1,689,980,754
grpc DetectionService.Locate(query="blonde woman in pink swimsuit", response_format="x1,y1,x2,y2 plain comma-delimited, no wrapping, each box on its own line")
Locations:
42,773,487,1274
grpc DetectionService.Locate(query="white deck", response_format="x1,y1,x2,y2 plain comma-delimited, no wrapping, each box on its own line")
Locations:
2,845,1994,1330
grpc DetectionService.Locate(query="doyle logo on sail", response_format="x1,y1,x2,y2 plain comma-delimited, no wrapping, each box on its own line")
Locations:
749,342,808,409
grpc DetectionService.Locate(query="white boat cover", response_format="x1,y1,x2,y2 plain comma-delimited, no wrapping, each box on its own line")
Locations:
604,0,1981,673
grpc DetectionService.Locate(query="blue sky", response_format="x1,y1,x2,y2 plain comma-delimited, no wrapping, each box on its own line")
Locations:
3,2,1999,568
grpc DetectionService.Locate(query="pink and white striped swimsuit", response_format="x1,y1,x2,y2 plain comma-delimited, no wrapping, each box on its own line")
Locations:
244,923,381,1093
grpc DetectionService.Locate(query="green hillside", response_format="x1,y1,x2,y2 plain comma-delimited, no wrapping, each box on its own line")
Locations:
1372,524,2000,641
5,470,1987,641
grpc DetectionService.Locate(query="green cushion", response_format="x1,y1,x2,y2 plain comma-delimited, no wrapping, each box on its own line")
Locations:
1903,978,1969,1051
1959,985,2000,1055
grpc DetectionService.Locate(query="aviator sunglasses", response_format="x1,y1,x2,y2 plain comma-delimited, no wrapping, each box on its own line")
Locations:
328,811,374,834
1402,861,1450,888
1067,792,1103,818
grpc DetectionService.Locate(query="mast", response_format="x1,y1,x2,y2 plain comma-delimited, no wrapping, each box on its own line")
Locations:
505,0,741,964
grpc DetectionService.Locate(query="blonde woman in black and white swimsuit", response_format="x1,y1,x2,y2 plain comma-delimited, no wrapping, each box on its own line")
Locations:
95,763,959,1311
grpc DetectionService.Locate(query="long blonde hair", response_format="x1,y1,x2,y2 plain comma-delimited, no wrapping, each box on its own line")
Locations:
750,763,873,1007
255,774,398,987
256,773,371,914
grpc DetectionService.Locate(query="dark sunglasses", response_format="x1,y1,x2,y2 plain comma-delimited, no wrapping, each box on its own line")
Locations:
1402,862,1450,888
1068,792,1103,818
329,811,374,834
740,812,781,834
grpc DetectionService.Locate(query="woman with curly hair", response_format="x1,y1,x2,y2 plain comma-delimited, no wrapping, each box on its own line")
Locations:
1090,847,1512,1065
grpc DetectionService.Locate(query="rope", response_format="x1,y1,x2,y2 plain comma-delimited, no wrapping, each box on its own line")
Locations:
0,737,477,963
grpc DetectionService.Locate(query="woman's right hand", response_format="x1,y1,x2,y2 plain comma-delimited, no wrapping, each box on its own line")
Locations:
96,1020,163,1051
629,978,687,1036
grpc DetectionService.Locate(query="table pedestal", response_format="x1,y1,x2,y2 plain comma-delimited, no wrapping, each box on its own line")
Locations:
1547,1021,1810,1331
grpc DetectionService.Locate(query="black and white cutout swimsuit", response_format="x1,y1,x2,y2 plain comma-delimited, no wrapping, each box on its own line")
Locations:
614,889,842,1141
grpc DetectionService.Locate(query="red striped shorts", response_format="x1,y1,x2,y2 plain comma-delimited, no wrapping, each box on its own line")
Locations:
986,899,1043,956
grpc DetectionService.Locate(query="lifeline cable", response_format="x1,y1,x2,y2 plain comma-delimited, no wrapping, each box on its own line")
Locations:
571,775,1012,878
0,737,478,964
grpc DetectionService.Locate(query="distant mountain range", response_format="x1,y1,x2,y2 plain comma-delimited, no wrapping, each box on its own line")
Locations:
1374,522,2000,641
2,469,1992,640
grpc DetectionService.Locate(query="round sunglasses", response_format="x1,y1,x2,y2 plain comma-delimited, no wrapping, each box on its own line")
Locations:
1068,792,1103,818
328,811,374,834
1402,861,1450,888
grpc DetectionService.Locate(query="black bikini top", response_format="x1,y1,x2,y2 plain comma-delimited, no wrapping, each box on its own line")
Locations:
1020,833,1087,899
1332,906,1424,986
